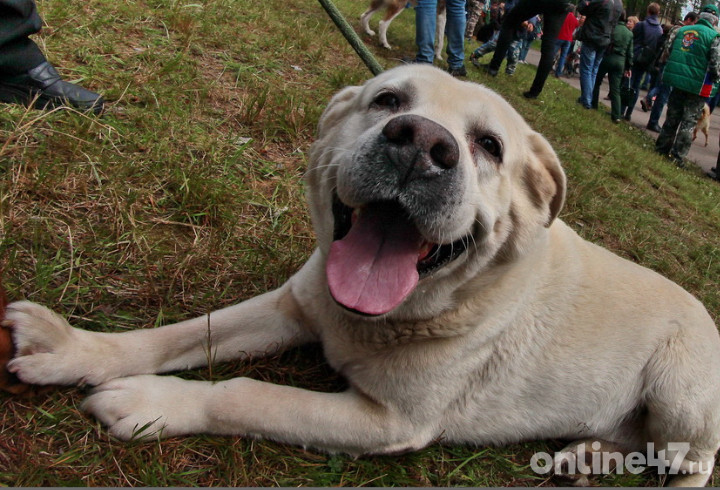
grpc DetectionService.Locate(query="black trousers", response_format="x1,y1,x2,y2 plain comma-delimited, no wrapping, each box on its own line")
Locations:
489,0,570,96
0,0,46,75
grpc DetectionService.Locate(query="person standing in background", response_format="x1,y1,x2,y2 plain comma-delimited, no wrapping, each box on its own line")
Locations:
518,15,541,63
553,6,579,77
621,2,663,120
591,10,633,122
576,0,624,109
644,12,698,132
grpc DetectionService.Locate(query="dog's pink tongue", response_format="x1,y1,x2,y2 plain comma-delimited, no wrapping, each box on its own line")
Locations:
327,205,422,316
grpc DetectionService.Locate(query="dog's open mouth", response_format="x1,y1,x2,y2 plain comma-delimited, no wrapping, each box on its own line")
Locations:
326,197,469,316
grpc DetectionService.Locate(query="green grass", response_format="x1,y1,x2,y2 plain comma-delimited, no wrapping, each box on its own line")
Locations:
1,0,719,486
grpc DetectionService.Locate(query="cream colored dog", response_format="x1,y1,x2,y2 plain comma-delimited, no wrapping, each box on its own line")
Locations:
5,65,720,486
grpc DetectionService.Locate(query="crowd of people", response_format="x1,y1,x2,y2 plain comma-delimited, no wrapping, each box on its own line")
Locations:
457,0,720,182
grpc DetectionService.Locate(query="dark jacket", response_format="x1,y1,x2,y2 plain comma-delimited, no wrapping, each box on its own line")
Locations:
632,14,663,59
577,0,623,49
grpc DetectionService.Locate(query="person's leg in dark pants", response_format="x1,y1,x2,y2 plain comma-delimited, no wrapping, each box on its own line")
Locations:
0,0,46,75
0,0,104,113
526,8,566,97
656,89,685,155
607,62,624,122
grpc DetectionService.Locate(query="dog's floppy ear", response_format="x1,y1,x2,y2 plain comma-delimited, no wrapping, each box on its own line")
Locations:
316,85,362,138
523,132,566,227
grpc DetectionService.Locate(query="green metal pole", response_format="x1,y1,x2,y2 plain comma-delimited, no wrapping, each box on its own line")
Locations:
317,0,385,76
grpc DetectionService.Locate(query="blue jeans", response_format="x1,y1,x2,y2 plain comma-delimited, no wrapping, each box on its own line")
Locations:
518,37,532,62
553,39,572,77
415,0,466,69
579,43,604,108
648,83,672,127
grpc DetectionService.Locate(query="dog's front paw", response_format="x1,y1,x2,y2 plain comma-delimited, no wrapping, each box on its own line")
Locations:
83,375,211,440
3,301,102,386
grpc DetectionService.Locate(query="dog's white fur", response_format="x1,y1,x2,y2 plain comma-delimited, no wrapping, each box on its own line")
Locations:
5,65,720,486
360,0,446,60
693,103,711,147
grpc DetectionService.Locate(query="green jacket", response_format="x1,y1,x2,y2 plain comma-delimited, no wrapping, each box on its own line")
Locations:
663,18,720,97
608,22,634,71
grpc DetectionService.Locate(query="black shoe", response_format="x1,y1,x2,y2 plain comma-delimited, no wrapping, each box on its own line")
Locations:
646,123,662,133
448,65,467,77
480,63,498,76
611,117,620,124
640,99,650,112
576,97,590,109
707,169,720,181
523,91,539,99
0,61,104,115
623,113,632,121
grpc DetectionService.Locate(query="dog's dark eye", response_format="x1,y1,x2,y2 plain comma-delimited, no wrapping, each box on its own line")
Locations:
475,136,502,160
372,91,401,111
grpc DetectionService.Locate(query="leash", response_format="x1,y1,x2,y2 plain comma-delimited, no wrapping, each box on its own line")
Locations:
317,0,385,75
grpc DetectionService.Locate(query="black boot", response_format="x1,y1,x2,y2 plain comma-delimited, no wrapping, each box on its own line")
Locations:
0,61,104,115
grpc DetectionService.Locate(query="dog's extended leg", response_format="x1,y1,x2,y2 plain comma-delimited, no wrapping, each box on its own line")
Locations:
360,0,385,36
378,5,405,49
4,280,314,387
82,374,435,453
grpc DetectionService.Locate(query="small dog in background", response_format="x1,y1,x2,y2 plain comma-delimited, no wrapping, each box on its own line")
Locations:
360,0,446,59
693,103,711,147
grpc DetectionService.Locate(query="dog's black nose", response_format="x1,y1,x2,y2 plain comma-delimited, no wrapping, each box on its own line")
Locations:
382,114,459,171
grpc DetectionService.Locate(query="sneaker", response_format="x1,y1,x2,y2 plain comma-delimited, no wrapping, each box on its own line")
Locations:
0,61,104,115
448,65,467,77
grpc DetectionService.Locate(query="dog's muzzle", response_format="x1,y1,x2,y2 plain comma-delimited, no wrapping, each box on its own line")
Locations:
325,115,470,317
